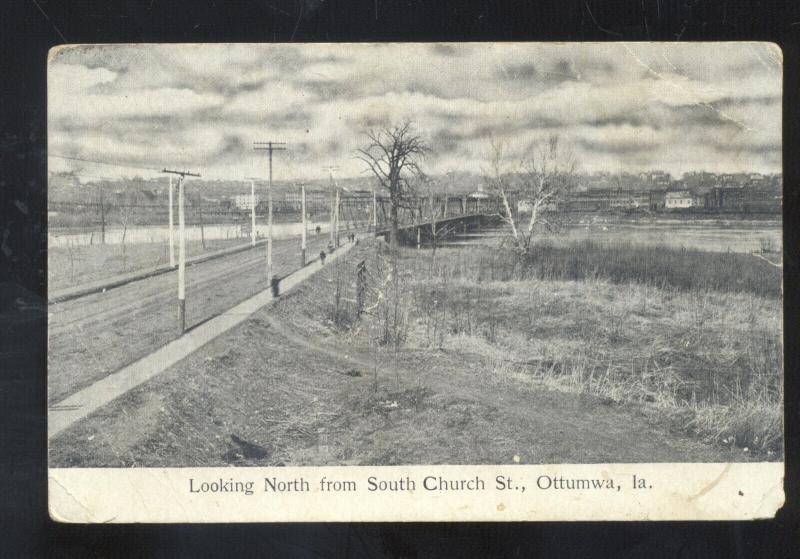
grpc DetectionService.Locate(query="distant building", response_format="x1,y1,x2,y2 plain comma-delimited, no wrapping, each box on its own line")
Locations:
648,190,667,211
609,189,649,210
468,184,490,199
639,170,672,187
234,194,259,210
665,190,694,209
682,171,719,189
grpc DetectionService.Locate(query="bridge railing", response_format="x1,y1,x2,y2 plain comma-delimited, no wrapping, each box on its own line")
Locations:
367,194,502,231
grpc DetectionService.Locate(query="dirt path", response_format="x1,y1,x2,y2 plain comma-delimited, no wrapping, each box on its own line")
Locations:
246,318,741,464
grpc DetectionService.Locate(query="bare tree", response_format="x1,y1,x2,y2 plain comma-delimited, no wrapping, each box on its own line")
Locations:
355,122,429,250
427,194,458,271
484,134,576,255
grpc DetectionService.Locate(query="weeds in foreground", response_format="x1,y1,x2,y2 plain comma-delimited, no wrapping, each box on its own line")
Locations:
401,244,783,456
315,240,782,456
423,241,781,299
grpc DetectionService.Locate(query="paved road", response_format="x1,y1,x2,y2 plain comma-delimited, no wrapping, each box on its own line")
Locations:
48,231,352,404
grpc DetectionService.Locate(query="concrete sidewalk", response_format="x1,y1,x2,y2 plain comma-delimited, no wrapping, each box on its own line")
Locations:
48,239,360,439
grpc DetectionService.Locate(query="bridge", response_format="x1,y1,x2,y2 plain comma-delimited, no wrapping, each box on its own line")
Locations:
338,192,502,246
377,212,498,247
375,194,500,246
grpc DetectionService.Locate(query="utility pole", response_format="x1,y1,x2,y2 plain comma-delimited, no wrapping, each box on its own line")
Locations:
162,169,201,334
247,179,257,246
168,175,175,266
99,185,106,245
333,188,341,247
300,182,307,266
254,141,286,281
323,165,340,248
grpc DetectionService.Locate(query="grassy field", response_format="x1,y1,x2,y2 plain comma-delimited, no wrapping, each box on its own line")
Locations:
48,237,250,291
50,238,780,466
452,239,782,298
320,239,782,457
396,244,783,456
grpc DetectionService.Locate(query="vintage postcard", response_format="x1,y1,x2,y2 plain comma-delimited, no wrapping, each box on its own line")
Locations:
47,42,784,522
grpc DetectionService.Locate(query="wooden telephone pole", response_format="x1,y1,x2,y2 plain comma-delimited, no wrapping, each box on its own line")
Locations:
162,168,201,334
254,141,286,281
168,175,175,267
299,182,308,266
249,180,257,246
323,165,340,248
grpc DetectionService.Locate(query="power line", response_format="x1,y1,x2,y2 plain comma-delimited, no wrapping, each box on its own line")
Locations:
49,154,164,174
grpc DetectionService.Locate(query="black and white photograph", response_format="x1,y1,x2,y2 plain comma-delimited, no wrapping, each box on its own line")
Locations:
47,43,783,476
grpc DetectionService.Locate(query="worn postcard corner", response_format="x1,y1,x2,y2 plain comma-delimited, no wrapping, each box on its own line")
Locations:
47,42,783,522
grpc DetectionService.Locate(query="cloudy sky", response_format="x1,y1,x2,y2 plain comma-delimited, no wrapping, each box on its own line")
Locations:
48,43,782,181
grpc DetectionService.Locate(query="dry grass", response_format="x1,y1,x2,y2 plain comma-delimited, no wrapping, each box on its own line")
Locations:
48,237,248,290
425,240,782,298
400,245,783,457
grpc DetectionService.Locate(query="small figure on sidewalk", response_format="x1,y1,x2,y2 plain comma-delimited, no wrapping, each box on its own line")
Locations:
319,250,326,265
271,275,280,298
315,225,321,235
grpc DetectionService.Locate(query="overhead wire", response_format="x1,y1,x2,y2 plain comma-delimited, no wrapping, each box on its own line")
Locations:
48,154,165,174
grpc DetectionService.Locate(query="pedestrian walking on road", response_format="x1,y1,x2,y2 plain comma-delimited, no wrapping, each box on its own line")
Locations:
315,225,321,235
319,250,326,265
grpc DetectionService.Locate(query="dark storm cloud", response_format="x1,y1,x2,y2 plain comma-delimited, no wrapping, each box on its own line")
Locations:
518,114,566,129
713,95,781,108
265,107,313,128
711,141,782,155
406,81,461,99
432,115,565,154
497,62,539,82
218,135,247,157
497,59,584,86
432,130,461,154
296,79,361,100
663,103,748,130
576,138,656,155
549,59,580,81
586,114,649,128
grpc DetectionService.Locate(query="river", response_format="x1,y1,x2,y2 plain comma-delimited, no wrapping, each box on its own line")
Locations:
434,218,782,254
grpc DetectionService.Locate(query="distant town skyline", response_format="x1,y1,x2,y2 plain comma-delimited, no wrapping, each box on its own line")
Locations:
49,43,782,182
